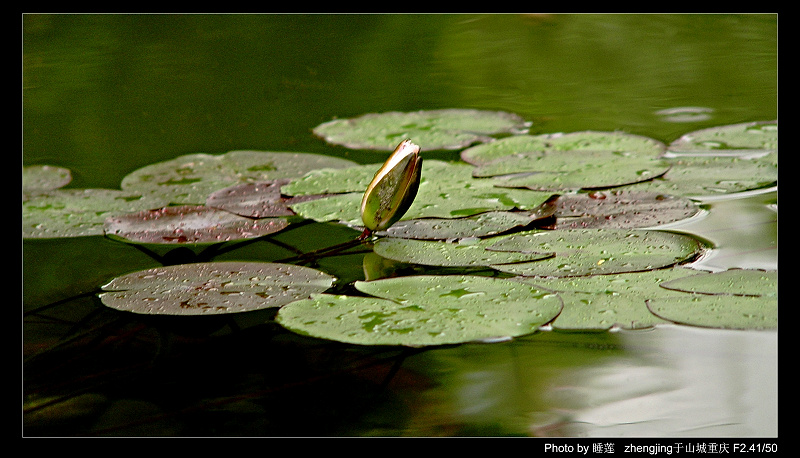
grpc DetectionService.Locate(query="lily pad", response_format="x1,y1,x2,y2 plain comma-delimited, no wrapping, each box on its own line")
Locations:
377,194,559,240
99,261,336,316
460,131,666,166
515,268,698,330
658,268,777,297
120,150,357,205
23,165,72,192
646,295,777,330
488,153,671,191
286,160,554,227
23,188,164,239
553,191,701,229
104,205,290,245
486,229,703,277
275,275,563,347
206,180,296,218
626,154,777,197
373,237,553,268
312,109,531,151
668,120,777,154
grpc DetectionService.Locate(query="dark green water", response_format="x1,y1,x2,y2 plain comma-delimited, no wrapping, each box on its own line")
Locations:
23,14,777,437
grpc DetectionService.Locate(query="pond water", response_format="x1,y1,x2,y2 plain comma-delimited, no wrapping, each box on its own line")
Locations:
23,14,777,437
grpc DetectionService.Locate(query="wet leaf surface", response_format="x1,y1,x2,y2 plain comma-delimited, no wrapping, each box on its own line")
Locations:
99,261,336,315
646,294,777,329
624,154,777,197
286,160,554,226
312,109,531,151
460,131,666,166
23,188,165,239
373,237,553,267
206,180,296,218
378,194,559,240
667,120,777,154
103,205,290,244
23,165,72,192
515,268,698,330
488,154,670,191
658,268,777,297
276,275,562,346
553,191,701,229
486,228,704,277
120,150,357,205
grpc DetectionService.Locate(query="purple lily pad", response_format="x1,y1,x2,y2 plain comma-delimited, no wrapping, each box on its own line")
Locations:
104,205,289,245
206,179,295,218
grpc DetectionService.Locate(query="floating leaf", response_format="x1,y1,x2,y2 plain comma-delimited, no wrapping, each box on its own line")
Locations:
515,268,698,330
121,150,357,205
489,153,670,191
206,180,296,218
23,188,163,239
626,154,777,197
373,237,553,268
668,120,777,154
23,165,72,192
646,295,777,330
553,191,701,229
378,198,556,240
460,131,669,191
460,131,666,166
360,139,423,233
287,160,554,226
275,275,562,347
486,229,703,277
658,268,777,297
99,261,336,316
104,205,289,245
312,109,531,151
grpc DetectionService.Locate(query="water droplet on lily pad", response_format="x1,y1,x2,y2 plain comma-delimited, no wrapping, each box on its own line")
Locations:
99,261,336,316
312,109,531,151
23,165,72,193
486,229,703,277
120,150,357,205
103,205,289,245
275,275,562,346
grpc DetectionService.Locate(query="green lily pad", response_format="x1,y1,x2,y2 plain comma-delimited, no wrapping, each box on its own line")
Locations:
312,109,531,151
668,120,777,154
460,131,666,166
286,160,554,227
515,268,699,330
275,275,563,347
103,205,290,245
23,165,72,192
646,295,777,330
99,261,336,316
460,131,669,191
553,191,701,229
489,153,671,191
373,237,553,268
120,150,357,205
280,164,379,196
23,188,164,239
377,194,559,240
627,154,777,197
658,268,777,297
486,229,703,277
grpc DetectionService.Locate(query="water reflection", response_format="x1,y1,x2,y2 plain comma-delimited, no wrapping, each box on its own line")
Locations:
660,189,777,272
403,325,776,437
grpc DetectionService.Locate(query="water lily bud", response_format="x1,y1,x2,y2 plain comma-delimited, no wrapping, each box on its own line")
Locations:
360,139,423,233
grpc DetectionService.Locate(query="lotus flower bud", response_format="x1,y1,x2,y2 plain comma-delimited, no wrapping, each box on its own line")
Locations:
360,139,422,233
